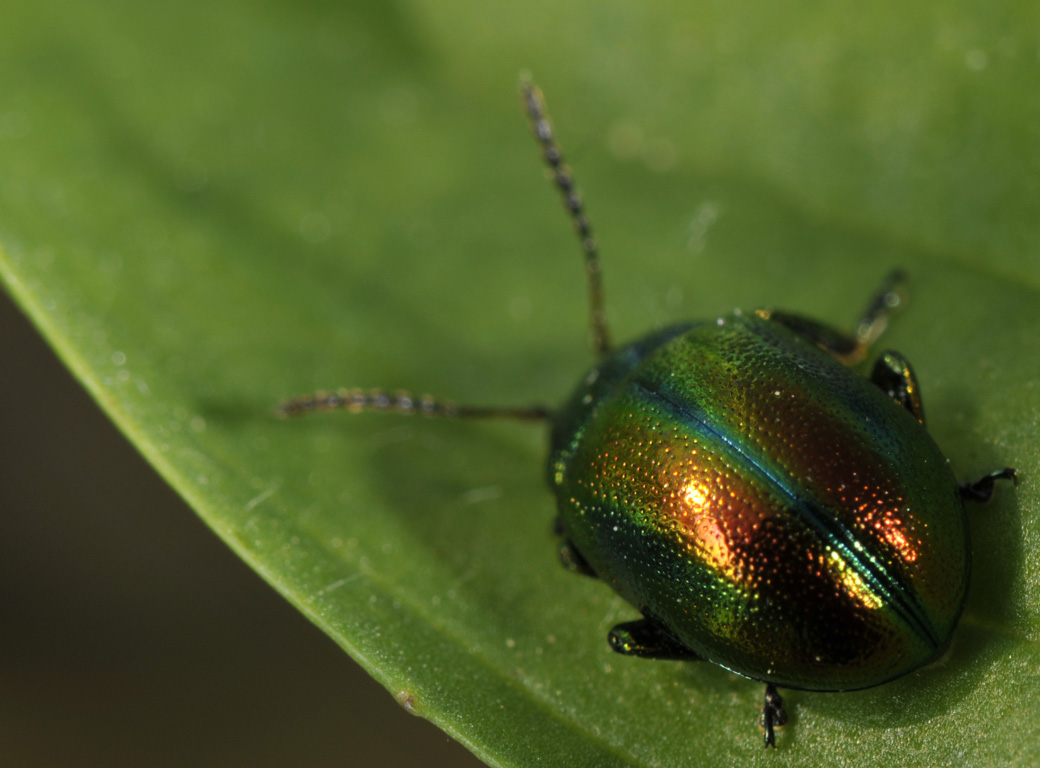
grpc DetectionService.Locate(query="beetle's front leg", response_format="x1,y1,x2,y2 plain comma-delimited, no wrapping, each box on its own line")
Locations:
758,270,906,365
754,310,859,360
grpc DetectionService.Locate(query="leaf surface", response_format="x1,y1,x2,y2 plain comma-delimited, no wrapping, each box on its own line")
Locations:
2,1,1038,765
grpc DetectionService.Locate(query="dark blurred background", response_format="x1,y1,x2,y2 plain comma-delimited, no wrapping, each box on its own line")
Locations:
0,290,484,767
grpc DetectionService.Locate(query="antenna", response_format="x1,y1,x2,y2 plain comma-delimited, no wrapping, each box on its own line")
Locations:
521,78,611,355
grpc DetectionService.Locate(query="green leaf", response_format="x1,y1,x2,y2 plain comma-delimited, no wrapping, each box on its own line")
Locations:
2,1,1038,765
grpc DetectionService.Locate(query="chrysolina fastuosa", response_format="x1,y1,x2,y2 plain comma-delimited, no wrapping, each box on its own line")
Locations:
280,80,1017,748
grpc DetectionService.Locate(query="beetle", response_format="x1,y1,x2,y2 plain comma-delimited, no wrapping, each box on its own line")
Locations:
280,80,1017,748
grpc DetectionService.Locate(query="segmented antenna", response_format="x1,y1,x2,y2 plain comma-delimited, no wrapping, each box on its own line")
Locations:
278,81,607,423
278,388,551,422
521,77,611,356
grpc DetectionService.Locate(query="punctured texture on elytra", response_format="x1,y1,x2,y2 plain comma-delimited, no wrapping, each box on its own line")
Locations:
550,313,966,692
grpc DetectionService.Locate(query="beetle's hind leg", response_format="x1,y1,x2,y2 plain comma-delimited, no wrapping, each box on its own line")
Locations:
960,468,1017,502
609,619,788,748
758,270,907,365
761,684,787,748
607,617,703,660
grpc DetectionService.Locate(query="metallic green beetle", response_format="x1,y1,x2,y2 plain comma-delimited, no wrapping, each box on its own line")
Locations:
281,81,1016,747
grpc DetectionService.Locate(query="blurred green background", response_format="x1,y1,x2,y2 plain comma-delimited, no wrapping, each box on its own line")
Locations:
1,1,1038,766
0,292,483,765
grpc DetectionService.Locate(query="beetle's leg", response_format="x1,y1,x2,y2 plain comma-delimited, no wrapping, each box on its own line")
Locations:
557,538,597,579
759,270,906,365
607,618,703,660
870,350,925,424
551,518,597,577
755,310,859,359
278,388,553,422
960,468,1017,502
761,684,787,748
521,77,611,356
849,270,907,358
558,539,597,576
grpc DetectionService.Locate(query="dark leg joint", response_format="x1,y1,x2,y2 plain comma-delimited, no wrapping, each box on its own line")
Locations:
761,684,787,748
959,467,1017,502
870,351,925,424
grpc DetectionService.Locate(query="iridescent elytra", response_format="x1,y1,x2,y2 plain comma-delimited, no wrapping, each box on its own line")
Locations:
280,80,1017,748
